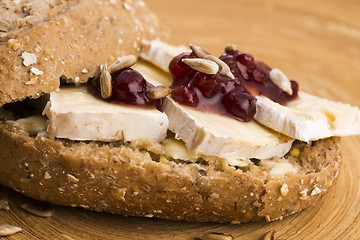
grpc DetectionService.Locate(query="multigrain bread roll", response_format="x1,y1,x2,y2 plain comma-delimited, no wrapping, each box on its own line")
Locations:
0,0,354,224
0,0,162,106
0,108,341,222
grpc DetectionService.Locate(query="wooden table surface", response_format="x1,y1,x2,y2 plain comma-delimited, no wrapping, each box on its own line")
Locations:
1,0,360,239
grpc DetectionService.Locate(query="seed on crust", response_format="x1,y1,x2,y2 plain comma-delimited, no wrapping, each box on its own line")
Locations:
200,232,234,240
25,76,38,85
290,148,301,158
7,39,21,50
225,43,237,52
280,183,289,196
182,58,219,75
67,173,79,183
44,171,51,179
299,189,308,196
146,85,171,99
109,55,137,73
0,224,22,236
100,64,112,99
111,187,126,201
311,186,321,196
19,202,54,218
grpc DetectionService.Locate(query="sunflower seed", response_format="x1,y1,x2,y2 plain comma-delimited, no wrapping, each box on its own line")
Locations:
225,43,237,52
189,44,211,58
19,202,54,218
109,55,137,73
182,58,219,75
200,232,234,240
189,44,235,79
0,224,22,236
100,64,112,99
204,55,234,79
269,68,293,95
146,85,171,99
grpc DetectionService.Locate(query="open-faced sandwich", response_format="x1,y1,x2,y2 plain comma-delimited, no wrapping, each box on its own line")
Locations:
1,0,360,224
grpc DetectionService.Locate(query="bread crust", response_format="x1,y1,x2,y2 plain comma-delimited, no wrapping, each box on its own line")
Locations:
0,0,162,106
0,114,342,223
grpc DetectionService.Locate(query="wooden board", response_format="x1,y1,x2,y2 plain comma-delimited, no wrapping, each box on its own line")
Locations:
1,0,360,239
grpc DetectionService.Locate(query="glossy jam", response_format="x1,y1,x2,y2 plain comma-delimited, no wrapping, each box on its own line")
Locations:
169,50,298,122
220,50,298,105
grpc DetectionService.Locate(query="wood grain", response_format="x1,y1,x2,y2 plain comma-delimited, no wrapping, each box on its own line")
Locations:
1,0,360,239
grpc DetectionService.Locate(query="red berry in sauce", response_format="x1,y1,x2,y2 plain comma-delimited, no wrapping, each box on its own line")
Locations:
290,80,299,95
236,61,250,81
222,87,256,122
169,52,196,88
111,68,151,105
219,74,238,94
237,53,255,69
171,85,199,107
220,54,242,85
192,72,220,98
250,65,268,83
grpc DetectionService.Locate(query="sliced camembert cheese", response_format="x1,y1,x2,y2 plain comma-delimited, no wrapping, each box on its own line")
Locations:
255,92,360,142
132,59,172,87
140,40,360,143
135,60,294,161
140,39,189,71
44,86,169,142
162,97,293,161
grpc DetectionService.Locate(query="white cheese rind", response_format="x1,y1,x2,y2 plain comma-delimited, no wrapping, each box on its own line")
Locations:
162,97,294,160
255,91,360,142
132,60,172,87
45,86,169,142
140,39,189,72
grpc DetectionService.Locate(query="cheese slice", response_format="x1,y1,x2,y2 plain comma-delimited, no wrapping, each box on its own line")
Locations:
140,39,189,72
162,97,293,160
44,86,169,142
255,92,360,142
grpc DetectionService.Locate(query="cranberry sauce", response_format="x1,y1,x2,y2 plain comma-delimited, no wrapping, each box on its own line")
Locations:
220,49,298,105
88,68,156,107
168,50,298,122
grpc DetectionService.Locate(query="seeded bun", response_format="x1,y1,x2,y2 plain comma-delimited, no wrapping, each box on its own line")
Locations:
0,0,343,224
0,107,341,223
0,0,162,106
